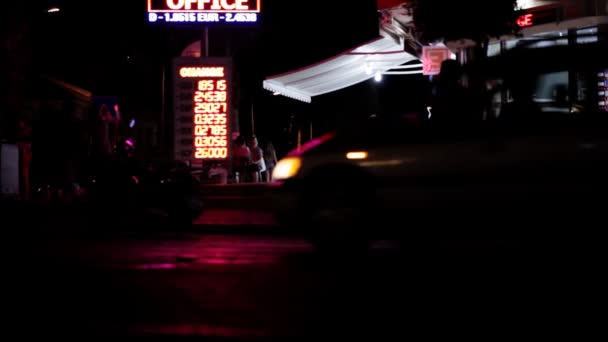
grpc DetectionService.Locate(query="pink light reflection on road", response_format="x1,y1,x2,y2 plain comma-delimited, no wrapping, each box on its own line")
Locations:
135,263,177,270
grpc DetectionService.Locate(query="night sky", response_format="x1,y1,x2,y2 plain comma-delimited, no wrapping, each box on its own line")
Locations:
8,0,429,153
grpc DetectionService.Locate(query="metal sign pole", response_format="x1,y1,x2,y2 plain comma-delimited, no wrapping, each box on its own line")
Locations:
202,26,209,57
160,65,166,153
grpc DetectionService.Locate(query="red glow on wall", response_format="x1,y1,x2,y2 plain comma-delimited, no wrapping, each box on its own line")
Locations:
516,14,534,27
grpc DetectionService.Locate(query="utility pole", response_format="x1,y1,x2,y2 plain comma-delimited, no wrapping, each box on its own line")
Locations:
202,26,209,57
310,120,313,141
160,65,166,154
250,102,255,135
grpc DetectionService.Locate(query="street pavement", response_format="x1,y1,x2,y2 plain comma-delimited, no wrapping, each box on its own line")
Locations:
2,188,603,339
194,209,277,227
6,227,602,339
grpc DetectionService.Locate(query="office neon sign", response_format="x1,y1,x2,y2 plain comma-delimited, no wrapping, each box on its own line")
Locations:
147,0,260,23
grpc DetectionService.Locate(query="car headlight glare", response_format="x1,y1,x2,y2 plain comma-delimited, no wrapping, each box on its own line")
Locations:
272,157,302,181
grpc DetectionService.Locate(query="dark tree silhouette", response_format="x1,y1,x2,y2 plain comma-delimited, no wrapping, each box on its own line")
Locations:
1,4,37,139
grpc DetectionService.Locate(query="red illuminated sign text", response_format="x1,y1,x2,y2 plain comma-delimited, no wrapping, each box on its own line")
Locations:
182,67,230,160
516,14,534,27
180,67,225,78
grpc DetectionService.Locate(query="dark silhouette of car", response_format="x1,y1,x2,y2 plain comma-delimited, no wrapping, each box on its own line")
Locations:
272,43,608,249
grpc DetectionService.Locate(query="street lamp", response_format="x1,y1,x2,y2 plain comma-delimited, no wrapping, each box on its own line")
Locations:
374,71,383,82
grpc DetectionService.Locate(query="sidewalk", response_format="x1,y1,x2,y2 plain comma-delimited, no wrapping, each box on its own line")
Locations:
2,183,283,234
0,197,173,233
200,183,276,210
194,183,281,231
193,208,277,226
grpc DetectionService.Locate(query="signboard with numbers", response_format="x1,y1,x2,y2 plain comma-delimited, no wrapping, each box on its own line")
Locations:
172,57,233,163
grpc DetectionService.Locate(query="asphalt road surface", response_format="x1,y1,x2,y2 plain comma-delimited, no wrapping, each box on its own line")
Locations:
4,229,602,340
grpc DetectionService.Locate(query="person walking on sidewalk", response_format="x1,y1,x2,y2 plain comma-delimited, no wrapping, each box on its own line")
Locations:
263,141,278,182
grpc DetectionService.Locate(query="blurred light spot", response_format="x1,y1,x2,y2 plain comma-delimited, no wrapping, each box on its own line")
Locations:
374,71,383,82
360,160,404,167
47,7,60,13
346,151,368,160
272,157,302,180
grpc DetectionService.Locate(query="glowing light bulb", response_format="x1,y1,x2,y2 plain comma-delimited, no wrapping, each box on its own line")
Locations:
374,72,383,82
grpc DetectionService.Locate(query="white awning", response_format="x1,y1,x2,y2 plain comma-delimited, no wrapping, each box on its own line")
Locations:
263,36,420,103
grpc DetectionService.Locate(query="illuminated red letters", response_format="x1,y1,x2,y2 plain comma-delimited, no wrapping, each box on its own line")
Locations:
165,0,249,11
179,67,225,78
181,66,230,160
516,14,534,27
